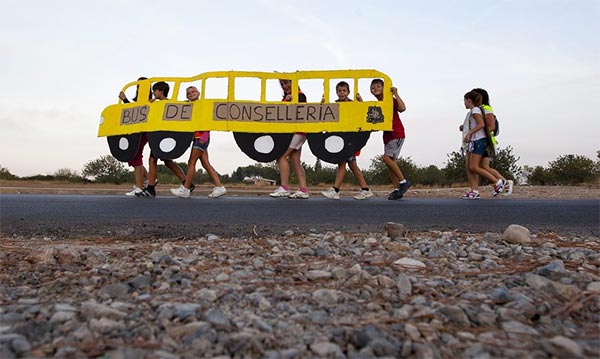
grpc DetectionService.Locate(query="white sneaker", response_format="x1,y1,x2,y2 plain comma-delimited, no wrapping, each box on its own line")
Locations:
288,190,309,199
126,186,143,196
504,180,514,196
208,186,227,198
170,185,191,198
270,186,290,197
321,187,339,200
354,189,374,200
492,180,505,197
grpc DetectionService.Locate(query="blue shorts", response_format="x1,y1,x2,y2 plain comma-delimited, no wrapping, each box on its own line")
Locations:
468,138,488,156
192,137,210,152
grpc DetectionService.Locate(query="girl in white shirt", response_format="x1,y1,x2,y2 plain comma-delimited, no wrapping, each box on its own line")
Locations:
461,91,504,199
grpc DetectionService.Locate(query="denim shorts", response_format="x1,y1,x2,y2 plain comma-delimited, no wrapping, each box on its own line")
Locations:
192,137,210,152
468,138,488,156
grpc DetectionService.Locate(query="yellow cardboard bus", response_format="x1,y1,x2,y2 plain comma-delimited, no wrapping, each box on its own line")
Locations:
99,70,394,164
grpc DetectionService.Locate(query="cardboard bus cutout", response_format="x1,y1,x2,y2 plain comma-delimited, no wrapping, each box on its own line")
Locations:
99,70,394,164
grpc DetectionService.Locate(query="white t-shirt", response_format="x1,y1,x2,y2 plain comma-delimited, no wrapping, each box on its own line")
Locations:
466,107,486,141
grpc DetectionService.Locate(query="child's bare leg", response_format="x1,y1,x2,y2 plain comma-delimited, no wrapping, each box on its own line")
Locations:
383,155,404,186
481,157,505,181
199,150,222,187
468,154,498,185
333,162,347,189
348,160,368,188
289,149,307,189
148,157,158,186
165,160,185,182
184,149,202,189
277,148,294,188
133,166,145,188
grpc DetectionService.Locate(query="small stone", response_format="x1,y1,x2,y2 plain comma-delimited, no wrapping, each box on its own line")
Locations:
206,234,219,241
368,338,400,357
173,303,201,321
202,309,231,329
50,311,77,324
537,260,565,280
501,320,539,335
385,222,406,239
438,305,470,326
215,273,230,281
525,274,580,300
457,331,476,340
587,281,600,292
312,289,339,307
89,317,126,335
166,321,210,339
489,287,513,304
363,238,378,246
310,341,345,358
306,270,332,280
348,264,362,275
542,335,583,358
99,282,130,300
404,323,420,340
81,300,127,320
376,275,395,287
10,337,31,357
129,275,152,290
195,288,218,302
397,273,412,297
502,224,531,244
393,257,426,269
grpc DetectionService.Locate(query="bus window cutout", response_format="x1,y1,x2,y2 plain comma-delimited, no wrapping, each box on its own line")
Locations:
298,79,324,103
328,78,355,103
265,79,284,102
177,80,203,101
234,77,261,101
203,77,228,100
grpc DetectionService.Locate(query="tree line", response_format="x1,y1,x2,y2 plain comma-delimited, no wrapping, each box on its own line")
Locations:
1,148,598,187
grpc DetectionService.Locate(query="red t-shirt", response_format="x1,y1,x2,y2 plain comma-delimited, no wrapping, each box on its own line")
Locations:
383,101,405,144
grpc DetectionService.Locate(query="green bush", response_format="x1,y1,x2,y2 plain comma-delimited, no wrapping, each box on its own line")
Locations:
82,155,130,184
0,165,18,180
547,154,598,185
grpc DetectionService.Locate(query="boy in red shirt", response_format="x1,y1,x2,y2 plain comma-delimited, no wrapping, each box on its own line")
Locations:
370,79,411,200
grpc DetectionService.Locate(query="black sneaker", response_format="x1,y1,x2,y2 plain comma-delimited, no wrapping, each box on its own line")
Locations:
135,189,151,197
135,186,155,198
388,189,403,200
189,183,196,193
398,180,411,196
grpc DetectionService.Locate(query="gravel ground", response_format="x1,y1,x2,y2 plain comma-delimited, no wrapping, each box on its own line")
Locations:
1,224,599,358
0,182,598,358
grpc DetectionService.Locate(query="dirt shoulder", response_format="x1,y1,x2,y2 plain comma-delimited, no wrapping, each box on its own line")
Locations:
1,180,598,199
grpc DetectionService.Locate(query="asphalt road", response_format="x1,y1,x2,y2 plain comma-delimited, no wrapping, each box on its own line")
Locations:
1,194,598,238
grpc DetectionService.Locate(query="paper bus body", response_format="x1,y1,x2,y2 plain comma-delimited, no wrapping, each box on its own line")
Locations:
99,70,394,164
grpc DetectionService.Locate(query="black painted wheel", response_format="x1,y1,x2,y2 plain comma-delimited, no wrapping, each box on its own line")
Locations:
147,131,194,160
233,133,293,163
107,133,143,162
307,132,371,164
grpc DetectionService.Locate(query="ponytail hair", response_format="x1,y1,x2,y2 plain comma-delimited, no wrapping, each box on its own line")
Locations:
464,91,483,107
